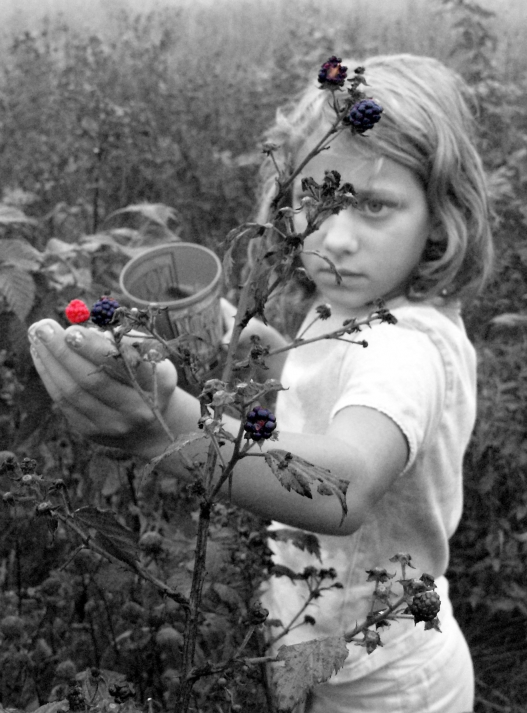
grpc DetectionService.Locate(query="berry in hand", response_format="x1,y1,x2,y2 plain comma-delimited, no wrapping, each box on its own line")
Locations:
244,406,277,441
65,299,91,324
346,99,383,133
90,296,120,327
409,590,441,623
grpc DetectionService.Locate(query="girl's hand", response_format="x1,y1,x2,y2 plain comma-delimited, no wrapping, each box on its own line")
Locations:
28,319,178,451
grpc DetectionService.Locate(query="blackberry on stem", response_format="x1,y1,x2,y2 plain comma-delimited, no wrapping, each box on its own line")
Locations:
244,406,277,441
90,296,120,327
346,99,383,133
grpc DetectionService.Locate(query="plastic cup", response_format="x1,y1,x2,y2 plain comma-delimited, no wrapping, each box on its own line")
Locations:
119,242,223,383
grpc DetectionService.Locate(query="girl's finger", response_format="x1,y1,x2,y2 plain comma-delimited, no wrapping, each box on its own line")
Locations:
29,344,144,438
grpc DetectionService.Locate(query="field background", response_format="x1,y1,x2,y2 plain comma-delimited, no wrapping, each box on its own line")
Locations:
0,1,526,711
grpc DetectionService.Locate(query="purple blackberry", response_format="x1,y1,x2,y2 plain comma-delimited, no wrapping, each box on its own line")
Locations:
346,99,383,133
244,406,277,441
409,590,441,623
90,296,120,327
318,56,348,89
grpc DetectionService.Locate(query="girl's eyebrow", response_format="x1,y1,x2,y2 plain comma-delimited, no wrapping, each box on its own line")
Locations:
354,187,402,201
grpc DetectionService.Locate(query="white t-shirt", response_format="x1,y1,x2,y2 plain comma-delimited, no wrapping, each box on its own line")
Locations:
261,298,476,680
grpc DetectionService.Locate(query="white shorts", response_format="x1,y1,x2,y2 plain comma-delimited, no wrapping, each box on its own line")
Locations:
302,613,474,713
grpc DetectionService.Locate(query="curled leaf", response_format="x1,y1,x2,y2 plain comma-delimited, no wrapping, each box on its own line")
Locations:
264,449,348,523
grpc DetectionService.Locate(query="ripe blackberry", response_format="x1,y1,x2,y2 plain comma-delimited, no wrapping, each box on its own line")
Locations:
65,299,91,324
318,56,348,88
409,590,441,623
90,296,120,327
244,407,277,441
346,99,383,133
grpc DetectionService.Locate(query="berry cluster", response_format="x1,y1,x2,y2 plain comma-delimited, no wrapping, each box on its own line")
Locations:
244,407,277,441
409,590,441,623
346,99,384,134
318,56,348,88
65,297,121,327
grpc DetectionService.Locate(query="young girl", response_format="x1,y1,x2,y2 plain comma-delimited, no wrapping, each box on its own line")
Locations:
28,54,492,713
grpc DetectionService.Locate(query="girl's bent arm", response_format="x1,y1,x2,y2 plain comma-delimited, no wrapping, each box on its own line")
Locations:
143,387,408,536
29,319,407,537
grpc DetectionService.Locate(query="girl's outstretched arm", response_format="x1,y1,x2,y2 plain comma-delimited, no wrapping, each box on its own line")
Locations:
28,319,407,536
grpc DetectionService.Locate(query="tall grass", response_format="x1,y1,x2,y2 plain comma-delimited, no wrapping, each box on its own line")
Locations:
1,0,526,76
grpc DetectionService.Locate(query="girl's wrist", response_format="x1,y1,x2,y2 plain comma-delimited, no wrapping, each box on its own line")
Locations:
126,386,202,462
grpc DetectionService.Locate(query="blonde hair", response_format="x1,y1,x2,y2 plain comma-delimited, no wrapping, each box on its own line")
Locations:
255,53,493,312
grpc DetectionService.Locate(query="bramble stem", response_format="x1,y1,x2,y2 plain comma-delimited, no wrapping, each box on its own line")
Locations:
177,500,214,709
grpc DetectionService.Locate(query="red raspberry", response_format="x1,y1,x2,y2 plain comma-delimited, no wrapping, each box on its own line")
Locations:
409,590,441,623
65,299,91,324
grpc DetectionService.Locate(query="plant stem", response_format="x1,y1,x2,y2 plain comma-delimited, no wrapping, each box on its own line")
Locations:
177,500,214,711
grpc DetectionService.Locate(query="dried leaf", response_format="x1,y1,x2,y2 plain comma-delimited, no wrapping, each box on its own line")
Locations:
302,250,342,285
264,450,348,523
73,506,139,567
274,637,349,711
222,222,263,286
270,528,322,561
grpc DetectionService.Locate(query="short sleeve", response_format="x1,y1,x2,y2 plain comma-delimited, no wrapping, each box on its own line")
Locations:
330,321,447,474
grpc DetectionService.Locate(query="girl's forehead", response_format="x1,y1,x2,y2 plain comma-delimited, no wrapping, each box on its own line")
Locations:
298,140,394,189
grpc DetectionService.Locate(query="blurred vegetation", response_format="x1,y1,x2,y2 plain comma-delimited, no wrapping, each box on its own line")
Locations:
0,0,526,711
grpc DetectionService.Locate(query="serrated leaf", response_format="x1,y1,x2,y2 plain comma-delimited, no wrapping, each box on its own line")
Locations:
270,528,321,561
274,637,349,711
264,450,349,523
105,203,180,229
30,702,68,713
0,238,43,271
210,582,243,607
141,431,206,479
0,203,38,225
88,452,123,497
0,265,36,321
489,313,527,328
76,667,127,707
73,506,139,567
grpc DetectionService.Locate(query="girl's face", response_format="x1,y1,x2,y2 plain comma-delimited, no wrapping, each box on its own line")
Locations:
295,136,431,316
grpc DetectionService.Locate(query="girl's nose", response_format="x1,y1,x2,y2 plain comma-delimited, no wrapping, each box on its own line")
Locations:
321,211,360,255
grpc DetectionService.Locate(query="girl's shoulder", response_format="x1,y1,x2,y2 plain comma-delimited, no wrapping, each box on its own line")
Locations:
387,298,470,346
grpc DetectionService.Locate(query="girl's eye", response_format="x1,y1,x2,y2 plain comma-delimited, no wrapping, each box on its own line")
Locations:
356,199,388,215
